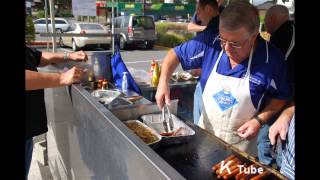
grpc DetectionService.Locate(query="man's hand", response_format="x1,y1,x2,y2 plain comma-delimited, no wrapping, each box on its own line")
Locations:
155,82,170,110
268,115,290,145
237,119,261,139
269,103,294,145
59,67,84,85
69,50,88,62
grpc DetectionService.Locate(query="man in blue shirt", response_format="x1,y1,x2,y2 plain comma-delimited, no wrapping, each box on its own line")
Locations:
156,1,291,155
186,0,221,125
187,0,224,35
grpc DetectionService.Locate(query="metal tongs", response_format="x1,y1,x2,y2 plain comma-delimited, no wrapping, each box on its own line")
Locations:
271,134,285,160
162,104,174,132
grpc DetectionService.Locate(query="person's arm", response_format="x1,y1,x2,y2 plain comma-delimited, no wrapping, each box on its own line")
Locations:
237,98,287,139
38,50,88,67
187,22,207,33
26,67,84,90
238,46,291,139
269,102,294,145
155,49,180,109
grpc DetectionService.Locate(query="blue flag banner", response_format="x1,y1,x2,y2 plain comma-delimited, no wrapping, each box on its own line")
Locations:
111,51,142,95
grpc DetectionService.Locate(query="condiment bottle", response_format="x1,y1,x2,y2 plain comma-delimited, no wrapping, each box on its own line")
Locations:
149,59,156,77
102,79,108,89
151,61,160,87
122,72,128,93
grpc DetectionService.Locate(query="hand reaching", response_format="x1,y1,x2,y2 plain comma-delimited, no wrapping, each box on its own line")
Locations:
269,116,290,145
59,66,85,85
69,50,88,62
237,119,261,139
155,82,171,110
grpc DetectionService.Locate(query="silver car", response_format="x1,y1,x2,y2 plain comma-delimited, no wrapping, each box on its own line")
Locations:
33,18,71,33
59,22,111,51
114,15,156,49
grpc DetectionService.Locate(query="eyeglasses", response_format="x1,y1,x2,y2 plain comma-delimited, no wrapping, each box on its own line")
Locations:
216,35,251,49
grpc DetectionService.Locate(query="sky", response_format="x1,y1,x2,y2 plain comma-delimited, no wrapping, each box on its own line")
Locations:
251,0,273,6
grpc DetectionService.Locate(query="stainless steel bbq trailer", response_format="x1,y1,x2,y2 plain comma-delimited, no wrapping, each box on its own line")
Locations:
42,52,287,180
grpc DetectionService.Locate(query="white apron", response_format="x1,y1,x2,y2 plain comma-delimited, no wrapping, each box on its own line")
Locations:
198,44,267,156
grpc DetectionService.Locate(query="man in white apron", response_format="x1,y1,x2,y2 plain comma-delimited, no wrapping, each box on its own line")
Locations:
156,1,291,157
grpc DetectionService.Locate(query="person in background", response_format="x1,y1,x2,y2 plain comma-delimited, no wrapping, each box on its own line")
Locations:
187,0,225,34
156,1,291,156
26,46,88,178
265,4,294,83
186,0,221,125
257,4,295,167
269,102,295,179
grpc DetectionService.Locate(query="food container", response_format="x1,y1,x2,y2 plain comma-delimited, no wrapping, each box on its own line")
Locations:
91,89,121,104
171,71,199,82
140,113,195,145
124,120,162,149
81,81,95,90
106,97,133,108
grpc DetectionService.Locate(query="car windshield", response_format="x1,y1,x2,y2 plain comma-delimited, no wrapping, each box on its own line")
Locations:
79,24,104,30
132,16,154,29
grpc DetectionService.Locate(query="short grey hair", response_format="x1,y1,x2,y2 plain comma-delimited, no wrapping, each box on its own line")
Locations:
266,5,289,21
220,1,259,35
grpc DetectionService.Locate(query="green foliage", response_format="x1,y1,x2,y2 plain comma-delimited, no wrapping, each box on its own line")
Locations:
58,9,74,17
25,15,35,43
36,10,45,19
259,14,265,23
155,22,194,48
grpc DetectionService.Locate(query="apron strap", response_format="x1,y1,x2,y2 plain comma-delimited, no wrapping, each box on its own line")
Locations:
265,41,269,63
244,45,254,78
285,24,295,60
212,50,224,72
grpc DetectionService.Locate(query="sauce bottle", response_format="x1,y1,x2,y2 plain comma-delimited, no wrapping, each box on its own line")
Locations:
151,61,160,87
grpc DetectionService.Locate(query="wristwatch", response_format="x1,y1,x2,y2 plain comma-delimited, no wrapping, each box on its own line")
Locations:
254,114,264,126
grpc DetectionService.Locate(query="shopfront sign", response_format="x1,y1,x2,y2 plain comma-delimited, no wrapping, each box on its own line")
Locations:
72,0,96,16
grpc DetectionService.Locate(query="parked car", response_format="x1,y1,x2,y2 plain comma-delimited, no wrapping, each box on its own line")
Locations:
59,22,111,51
114,15,156,49
33,18,71,33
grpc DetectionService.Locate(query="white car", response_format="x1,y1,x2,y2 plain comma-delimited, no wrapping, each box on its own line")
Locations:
33,18,71,33
59,22,111,51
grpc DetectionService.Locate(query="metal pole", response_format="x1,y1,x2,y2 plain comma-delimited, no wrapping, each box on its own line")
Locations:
112,0,115,54
49,0,56,52
44,0,50,51
143,0,145,15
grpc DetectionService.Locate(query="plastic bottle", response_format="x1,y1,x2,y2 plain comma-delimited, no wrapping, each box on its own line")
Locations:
149,59,156,77
93,57,100,78
151,62,160,87
122,72,128,93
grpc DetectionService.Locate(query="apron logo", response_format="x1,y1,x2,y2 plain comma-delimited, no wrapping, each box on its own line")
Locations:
213,89,238,111
249,76,261,85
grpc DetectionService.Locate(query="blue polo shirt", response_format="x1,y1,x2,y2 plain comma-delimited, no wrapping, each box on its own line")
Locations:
174,36,291,109
193,16,219,46
191,13,202,25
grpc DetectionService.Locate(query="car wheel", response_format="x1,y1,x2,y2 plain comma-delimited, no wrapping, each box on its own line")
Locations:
120,36,127,50
72,40,78,51
56,28,62,34
102,44,110,50
59,37,64,48
146,41,154,50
